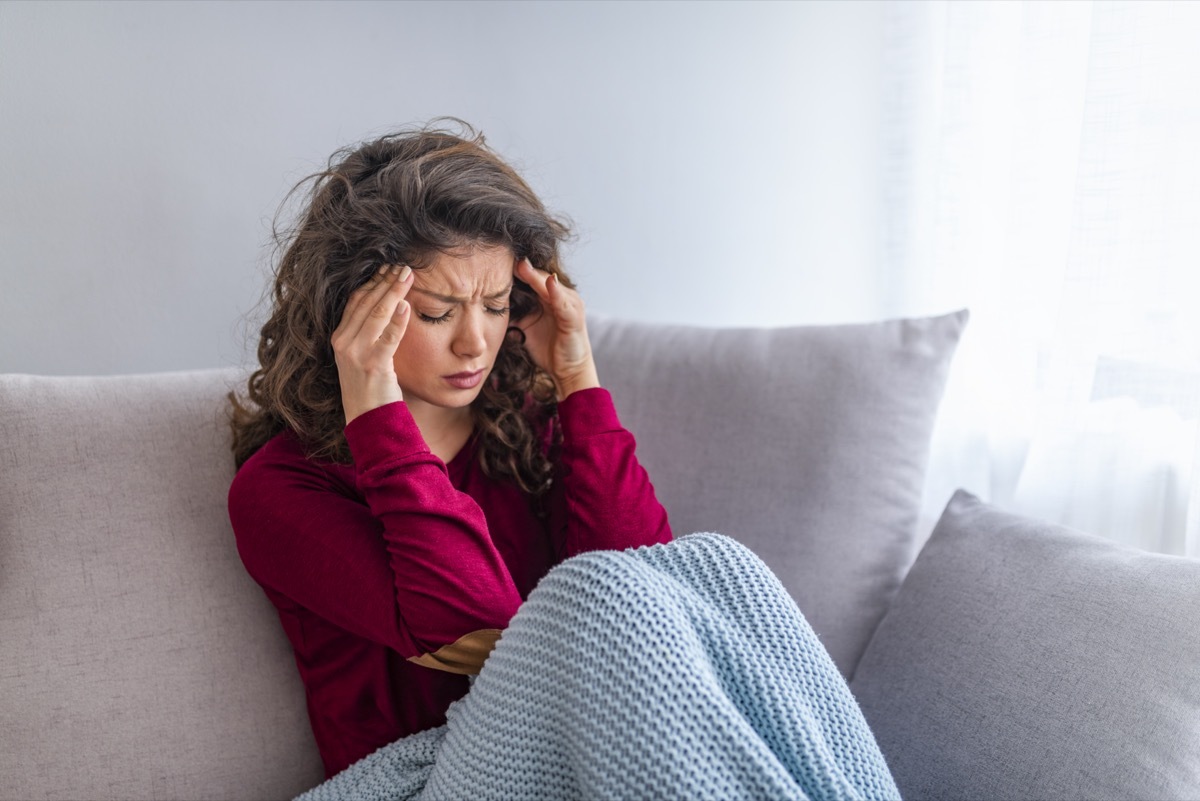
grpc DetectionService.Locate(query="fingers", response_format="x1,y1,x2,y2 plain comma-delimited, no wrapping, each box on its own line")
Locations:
515,259,582,330
341,264,392,326
514,257,550,302
376,295,411,347
543,270,584,332
359,265,413,344
331,265,414,372
331,265,414,424
334,265,412,343
348,265,390,315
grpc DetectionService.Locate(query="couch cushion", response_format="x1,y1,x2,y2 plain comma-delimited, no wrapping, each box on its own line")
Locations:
0,371,324,801
850,490,1200,800
589,310,967,676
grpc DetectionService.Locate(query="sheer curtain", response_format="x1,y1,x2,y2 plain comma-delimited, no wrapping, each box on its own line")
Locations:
881,0,1200,556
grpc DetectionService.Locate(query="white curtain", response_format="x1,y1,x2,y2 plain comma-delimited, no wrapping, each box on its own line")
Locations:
882,0,1200,556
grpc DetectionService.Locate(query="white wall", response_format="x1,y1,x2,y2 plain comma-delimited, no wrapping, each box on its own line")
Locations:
0,0,887,375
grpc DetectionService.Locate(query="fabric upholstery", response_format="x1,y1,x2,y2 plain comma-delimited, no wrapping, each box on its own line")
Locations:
0,311,965,797
0,371,324,800
588,311,968,676
850,490,1200,801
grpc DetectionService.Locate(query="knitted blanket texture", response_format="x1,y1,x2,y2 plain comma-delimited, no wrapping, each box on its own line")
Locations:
296,533,901,801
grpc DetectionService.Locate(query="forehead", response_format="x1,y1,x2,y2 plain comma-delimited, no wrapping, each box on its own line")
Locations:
416,244,514,296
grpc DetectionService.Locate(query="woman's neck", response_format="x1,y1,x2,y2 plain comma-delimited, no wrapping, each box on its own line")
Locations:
407,401,474,464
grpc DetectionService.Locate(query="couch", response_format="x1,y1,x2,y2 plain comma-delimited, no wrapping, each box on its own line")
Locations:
3,312,1198,800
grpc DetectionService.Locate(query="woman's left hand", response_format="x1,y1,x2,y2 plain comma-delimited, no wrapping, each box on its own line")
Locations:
514,258,600,400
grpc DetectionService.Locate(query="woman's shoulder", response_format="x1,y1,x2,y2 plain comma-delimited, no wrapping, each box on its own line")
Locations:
231,428,355,501
238,428,307,472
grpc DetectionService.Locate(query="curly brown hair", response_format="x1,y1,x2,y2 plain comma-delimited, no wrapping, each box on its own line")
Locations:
228,120,573,498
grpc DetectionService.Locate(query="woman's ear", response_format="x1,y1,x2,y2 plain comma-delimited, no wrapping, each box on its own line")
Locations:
505,326,527,346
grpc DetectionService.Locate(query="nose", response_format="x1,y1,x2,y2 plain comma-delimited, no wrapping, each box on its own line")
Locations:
452,307,488,360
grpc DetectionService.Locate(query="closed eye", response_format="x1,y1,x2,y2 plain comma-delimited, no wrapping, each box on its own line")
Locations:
417,305,510,325
418,309,453,324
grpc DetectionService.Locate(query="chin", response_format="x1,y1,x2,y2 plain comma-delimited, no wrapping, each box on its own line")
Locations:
452,390,484,408
404,372,492,411
433,386,486,409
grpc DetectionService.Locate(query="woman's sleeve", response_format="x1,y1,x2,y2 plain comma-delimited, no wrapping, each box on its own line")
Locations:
228,401,522,675
552,387,673,558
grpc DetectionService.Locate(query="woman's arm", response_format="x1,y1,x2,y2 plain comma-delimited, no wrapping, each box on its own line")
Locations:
513,258,672,556
229,400,522,675
552,387,673,558
231,264,520,675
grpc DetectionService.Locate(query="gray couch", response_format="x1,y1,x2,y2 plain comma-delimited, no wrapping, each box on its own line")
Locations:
3,312,1198,800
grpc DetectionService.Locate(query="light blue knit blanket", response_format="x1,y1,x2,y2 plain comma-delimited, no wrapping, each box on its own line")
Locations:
296,533,901,801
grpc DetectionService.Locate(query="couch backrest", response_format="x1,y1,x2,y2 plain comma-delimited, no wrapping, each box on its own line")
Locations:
0,369,324,800
0,311,965,798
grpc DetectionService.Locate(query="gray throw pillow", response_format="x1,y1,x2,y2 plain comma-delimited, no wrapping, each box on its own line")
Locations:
850,490,1200,800
588,311,968,677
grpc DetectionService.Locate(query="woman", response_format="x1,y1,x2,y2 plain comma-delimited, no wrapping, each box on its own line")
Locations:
228,122,899,800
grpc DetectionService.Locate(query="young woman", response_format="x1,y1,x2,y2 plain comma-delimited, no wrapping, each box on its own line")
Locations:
228,122,899,800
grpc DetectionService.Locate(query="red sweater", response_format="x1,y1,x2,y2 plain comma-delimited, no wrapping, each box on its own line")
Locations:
228,388,672,778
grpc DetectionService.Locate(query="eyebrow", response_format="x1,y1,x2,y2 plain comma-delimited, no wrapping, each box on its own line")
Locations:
411,284,513,304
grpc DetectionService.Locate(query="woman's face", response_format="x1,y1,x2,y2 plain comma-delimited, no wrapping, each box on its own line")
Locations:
392,243,514,417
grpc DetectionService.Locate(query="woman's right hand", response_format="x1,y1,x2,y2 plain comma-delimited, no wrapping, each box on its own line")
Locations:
331,264,415,425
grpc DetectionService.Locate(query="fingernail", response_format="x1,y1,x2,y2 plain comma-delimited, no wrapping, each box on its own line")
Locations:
399,265,412,282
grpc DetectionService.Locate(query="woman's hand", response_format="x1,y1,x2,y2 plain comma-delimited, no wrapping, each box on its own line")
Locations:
514,258,600,400
331,264,415,424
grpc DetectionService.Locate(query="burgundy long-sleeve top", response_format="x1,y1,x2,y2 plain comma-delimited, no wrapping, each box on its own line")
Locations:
228,388,672,778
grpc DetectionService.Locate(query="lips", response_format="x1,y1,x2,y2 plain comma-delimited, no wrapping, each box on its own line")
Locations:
443,369,486,390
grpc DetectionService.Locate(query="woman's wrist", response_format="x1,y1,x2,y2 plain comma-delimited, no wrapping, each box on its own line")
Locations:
341,379,404,426
555,364,601,401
